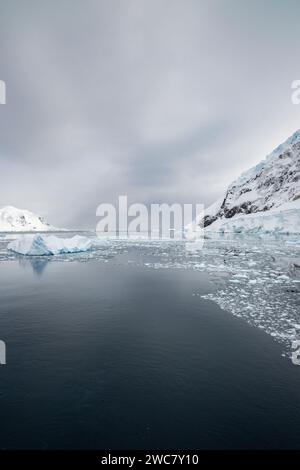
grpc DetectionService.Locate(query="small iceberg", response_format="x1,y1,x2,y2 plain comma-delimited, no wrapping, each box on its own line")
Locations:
7,234,94,256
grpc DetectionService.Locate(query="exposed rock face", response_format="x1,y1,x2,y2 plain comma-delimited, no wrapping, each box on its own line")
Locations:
204,130,300,228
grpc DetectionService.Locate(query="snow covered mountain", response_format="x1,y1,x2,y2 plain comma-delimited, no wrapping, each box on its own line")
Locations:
202,130,300,234
0,206,61,232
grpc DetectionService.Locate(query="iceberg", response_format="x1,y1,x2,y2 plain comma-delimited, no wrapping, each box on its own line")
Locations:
7,234,94,256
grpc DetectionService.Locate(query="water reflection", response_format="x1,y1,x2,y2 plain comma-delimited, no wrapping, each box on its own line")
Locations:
17,255,50,276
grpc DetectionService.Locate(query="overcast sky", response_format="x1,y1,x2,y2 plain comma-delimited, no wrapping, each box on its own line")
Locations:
0,0,300,228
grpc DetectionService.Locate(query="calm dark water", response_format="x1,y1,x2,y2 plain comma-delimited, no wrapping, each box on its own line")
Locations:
1,248,300,449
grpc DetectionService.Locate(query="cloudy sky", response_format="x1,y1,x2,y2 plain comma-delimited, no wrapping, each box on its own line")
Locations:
0,0,300,228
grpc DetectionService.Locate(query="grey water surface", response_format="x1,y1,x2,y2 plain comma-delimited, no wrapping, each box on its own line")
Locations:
0,233,299,449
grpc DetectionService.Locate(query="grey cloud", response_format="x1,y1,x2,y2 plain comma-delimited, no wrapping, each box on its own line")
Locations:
0,0,300,228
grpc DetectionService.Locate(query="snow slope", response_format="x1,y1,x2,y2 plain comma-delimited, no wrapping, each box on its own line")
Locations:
0,206,60,232
7,234,93,256
203,130,300,234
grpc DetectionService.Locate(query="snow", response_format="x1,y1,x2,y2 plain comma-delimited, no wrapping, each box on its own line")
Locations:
232,129,300,189
7,234,94,256
207,200,300,234
185,197,223,231
203,197,223,219
197,129,300,234
0,206,61,232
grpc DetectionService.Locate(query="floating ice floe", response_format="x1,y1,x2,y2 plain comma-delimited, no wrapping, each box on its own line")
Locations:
7,234,94,256
131,235,300,356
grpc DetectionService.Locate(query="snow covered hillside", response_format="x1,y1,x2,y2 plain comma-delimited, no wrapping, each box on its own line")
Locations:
0,206,61,232
203,130,300,234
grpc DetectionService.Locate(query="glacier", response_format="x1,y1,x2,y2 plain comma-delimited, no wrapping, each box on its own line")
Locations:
7,234,94,256
207,199,300,234
197,129,300,234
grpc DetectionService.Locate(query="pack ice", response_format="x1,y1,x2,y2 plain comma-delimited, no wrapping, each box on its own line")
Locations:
7,234,93,256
